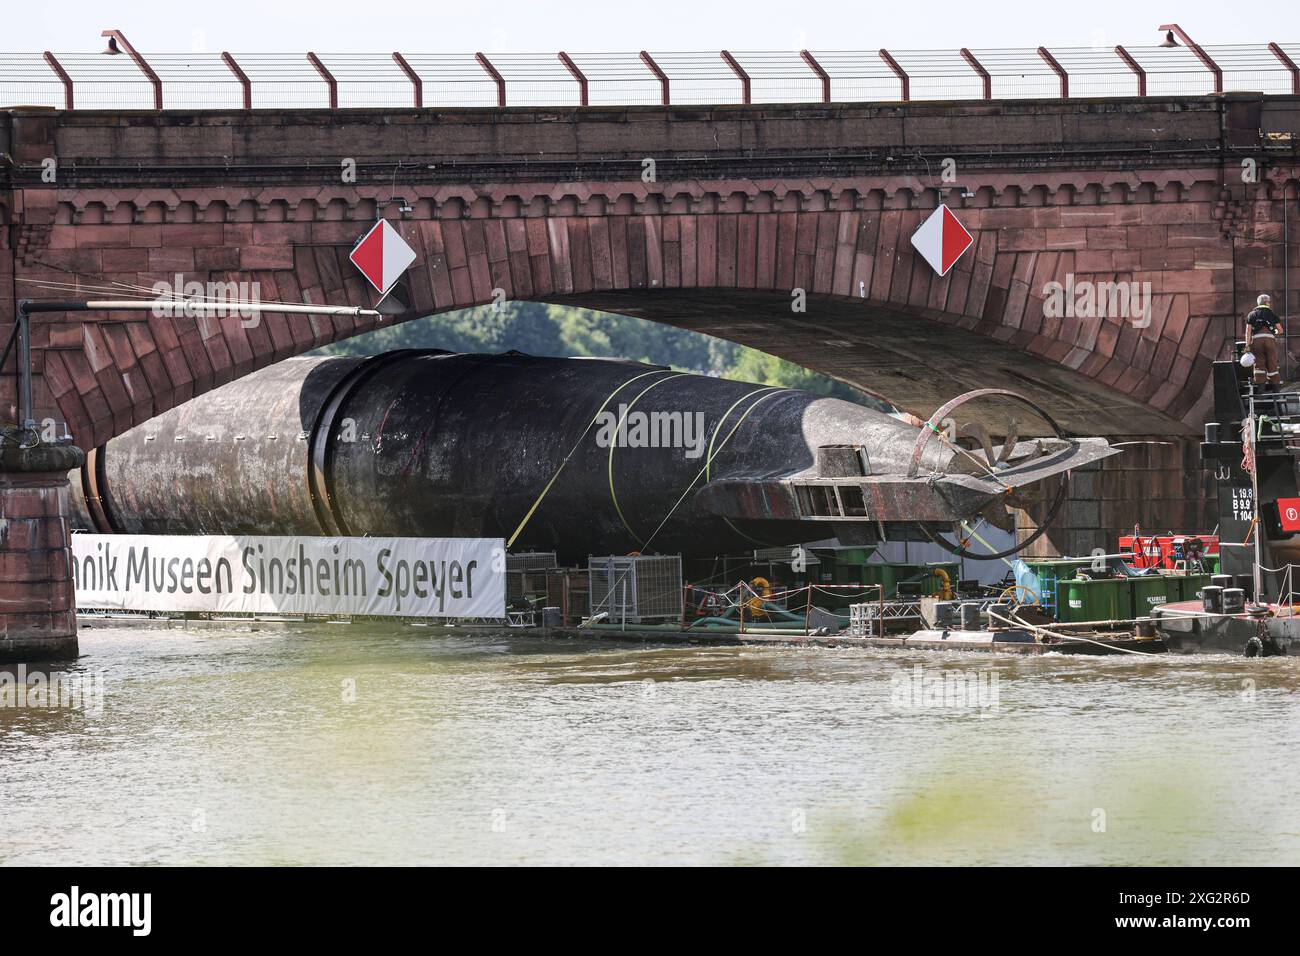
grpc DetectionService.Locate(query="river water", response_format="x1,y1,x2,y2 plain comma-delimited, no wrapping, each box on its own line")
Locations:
2,622,1298,866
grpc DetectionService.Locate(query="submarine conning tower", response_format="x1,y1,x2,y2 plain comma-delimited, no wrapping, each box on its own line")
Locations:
70,350,1116,560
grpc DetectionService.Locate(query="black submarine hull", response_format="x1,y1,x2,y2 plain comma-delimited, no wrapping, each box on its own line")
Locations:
72,350,1115,560
74,351,960,557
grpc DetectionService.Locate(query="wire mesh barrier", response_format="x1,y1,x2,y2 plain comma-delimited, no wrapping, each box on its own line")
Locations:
588,555,683,624
2,43,1297,110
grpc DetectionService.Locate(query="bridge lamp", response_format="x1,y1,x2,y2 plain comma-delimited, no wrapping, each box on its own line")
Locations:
1158,23,1202,50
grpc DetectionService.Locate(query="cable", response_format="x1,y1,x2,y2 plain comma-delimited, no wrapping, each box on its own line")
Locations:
506,367,676,548
990,608,1162,656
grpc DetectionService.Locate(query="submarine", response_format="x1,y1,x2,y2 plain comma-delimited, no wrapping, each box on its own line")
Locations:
70,350,1119,560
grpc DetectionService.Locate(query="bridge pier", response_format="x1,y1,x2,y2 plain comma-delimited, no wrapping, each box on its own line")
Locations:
1017,436,1213,558
0,443,85,662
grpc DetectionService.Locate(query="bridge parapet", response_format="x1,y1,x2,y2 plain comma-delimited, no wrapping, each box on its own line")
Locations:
4,40,1300,110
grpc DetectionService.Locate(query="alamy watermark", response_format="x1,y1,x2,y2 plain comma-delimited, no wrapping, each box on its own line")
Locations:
1043,273,1151,328
150,274,262,327
890,664,999,711
0,665,105,716
594,406,707,459
50,886,150,936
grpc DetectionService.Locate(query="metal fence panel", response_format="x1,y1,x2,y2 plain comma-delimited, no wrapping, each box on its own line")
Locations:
588,554,682,621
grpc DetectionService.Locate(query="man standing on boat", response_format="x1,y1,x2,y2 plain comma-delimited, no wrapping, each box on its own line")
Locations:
1244,293,1284,390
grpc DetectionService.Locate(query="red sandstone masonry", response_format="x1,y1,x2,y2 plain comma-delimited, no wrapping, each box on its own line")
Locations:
0,454,82,658
1,176,1294,457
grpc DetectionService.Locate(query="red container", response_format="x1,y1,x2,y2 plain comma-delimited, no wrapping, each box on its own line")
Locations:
1118,534,1219,570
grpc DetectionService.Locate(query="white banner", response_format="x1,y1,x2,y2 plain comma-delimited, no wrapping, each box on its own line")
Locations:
72,535,505,619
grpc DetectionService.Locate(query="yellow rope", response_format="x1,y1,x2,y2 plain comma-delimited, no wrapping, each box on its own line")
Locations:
506,368,677,548
957,520,1016,569
607,373,690,538
706,388,789,547
637,386,787,552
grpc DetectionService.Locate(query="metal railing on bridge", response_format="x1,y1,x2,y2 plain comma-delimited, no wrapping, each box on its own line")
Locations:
2,30,1298,111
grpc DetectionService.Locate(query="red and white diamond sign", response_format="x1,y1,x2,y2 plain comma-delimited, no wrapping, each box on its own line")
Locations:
910,204,974,277
349,219,417,295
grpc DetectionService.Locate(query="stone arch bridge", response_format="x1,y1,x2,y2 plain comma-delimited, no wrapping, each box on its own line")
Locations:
2,93,1299,654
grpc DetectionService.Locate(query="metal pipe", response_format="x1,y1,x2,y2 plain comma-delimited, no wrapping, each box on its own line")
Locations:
1037,46,1068,98
960,48,991,100
1250,391,1264,600
1159,23,1222,93
557,52,588,106
20,299,379,316
1286,186,1292,383
1269,42,1299,94
878,49,909,101
42,51,73,109
392,52,422,108
307,52,337,109
720,50,750,104
221,52,251,110
102,30,162,109
9,296,373,434
639,51,669,105
476,52,505,106
1115,45,1147,96
16,302,33,430
800,50,830,103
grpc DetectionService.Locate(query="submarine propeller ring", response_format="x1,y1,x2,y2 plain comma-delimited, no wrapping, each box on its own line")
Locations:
907,387,1072,561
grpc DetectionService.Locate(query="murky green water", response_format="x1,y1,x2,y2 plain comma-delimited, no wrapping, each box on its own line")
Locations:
2,622,1298,866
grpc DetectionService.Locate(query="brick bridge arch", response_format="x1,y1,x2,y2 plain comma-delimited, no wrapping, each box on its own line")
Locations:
2,98,1297,449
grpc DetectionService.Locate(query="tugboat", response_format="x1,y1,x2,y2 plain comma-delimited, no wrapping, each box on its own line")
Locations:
1151,352,1300,656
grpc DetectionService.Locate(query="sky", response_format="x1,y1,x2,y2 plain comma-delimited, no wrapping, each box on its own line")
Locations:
4,0,1298,53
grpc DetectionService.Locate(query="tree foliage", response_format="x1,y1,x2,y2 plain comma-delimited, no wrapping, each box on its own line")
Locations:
318,303,884,407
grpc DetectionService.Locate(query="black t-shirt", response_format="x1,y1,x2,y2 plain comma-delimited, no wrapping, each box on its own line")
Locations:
1247,306,1280,335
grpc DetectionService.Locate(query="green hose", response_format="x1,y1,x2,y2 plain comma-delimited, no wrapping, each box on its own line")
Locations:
693,600,853,628
686,616,810,630
586,621,821,635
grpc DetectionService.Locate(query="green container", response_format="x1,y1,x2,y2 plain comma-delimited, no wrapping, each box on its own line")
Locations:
1056,577,1130,623
848,561,961,599
859,563,884,592
1178,573,1212,603
834,547,876,565
1111,578,1134,621
863,563,901,597
1028,558,1099,580
920,563,960,596
835,562,864,586
1130,575,1175,618
1030,559,1102,608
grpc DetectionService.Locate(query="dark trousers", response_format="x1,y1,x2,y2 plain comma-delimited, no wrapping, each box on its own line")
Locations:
1252,335,1280,384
